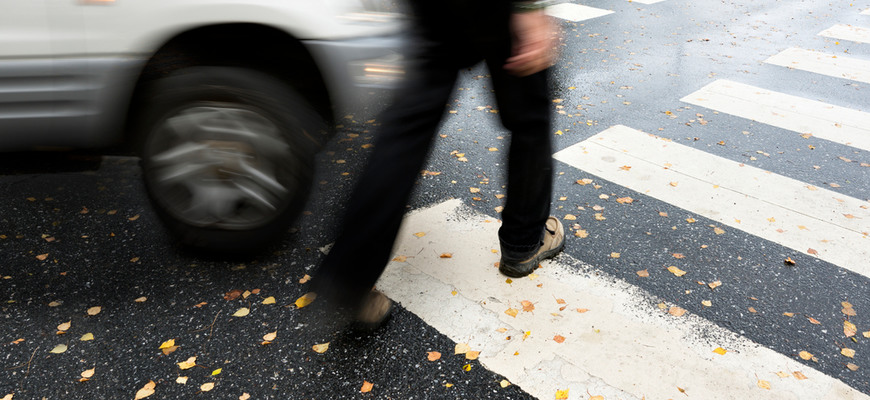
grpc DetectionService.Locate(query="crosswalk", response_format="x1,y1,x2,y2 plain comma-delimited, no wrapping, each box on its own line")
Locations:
375,3,870,399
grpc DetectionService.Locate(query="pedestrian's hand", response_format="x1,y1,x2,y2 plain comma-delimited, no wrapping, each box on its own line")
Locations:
504,10,559,76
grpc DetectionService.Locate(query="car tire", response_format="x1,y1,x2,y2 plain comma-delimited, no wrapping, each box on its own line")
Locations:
137,66,324,254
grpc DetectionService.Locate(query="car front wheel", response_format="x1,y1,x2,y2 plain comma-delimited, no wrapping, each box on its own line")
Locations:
138,67,324,253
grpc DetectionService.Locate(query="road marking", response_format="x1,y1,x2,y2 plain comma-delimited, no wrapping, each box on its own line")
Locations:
546,3,613,22
863,9,870,15
377,199,869,400
765,48,870,84
681,79,870,152
818,24,870,44
627,0,665,4
553,125,870,275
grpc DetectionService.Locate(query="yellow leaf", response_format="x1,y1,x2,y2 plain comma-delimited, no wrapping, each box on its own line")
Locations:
134,381,156,399
610,252,620,258
555,389,570,399
842,348,856,358
440,253,453,258
799,351,813,360
262,296,276,305
392,255,407,262
361,381,374,393
500,380,511,388
50,344,67,354
200,382,215,392
134,297,147,303
454,343,471,355
702,300,712,307
57,321,71,331
590,396,604,400
159,339,175,349
414,232,426,238
211,368,222,376
445,383,454,388
312,342,330,354
81,368,95,379
708,280,722,289
462,364,472,371
80,333,94,341
178,356,197,370
863,331,870,338
574,230,589,238
713,347,727,355
847,363,859,371
294,292,317,309
714,227,725,235
232,307,250,317
576,308,589,313
505,308,518,318
469,187,481,193
775,371,790,378
427,351,441,361
1,394,12,400
844,321,858,337
636,269,649,277
757,379,771,390
669,181,679,187
239,393,251,400
263,331,277,342
563,214,577,220
176,376,188,384
686,217,696,223
86,306,101,316
668,306,687,317
466,351,480,360
793,371,808,380
667,266,687,277
299,274,312,283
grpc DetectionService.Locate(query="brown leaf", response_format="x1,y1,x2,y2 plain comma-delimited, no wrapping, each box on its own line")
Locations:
57,321,71,332
668,306,687,317
672,253,685,259
784,257,796,265
553,335,566,343
134,381,156,399
439,253,453,259
224,290,243,301
807,248,819,255
667,266,687,277
427,351,441,361
505,308,518,318
846,363,859,371
845,321,858,337
521,300,535,312
360,381,374,393
465,351,480,360
636,269,649,277
807,316,821,325
312,343,330,354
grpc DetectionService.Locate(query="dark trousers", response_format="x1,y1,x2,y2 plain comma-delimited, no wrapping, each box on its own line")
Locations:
313,3,553,306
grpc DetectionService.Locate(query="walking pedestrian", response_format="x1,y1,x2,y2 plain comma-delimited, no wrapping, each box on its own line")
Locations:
312,0,564,329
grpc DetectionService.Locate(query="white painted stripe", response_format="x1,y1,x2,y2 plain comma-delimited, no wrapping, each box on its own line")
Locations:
628,0,665,4
553,125,870,275
863,9,870,16
819,24,870,44
378,199,869,400
546,3,613,22
765,48,870,84
681,79,870,152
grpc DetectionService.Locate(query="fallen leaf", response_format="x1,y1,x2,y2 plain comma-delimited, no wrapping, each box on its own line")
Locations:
312,343,330,354
775,371,790,378
211,368,221,376
134,297,147,303
176,377,188,384
469,187,480,194
659,211,668,217
636,269,649,277
161,346,178,356
616,197,633,204
239,393,251,400
668,306,687,317
440,253,453,258
50,344,67,354
799,351,814,360
500,380,511,388
667,266,687,277
134,381,156,399
793,371,808,380
414,232,426,238
553,335,566,343
576,178,594,185
714,227,725,235
178,356,197,370
807,316,821,325
81,367,95,379
466,351,480,360
48,300,62,307
845,321,858,337
86,306,101,316
708,281,722,290
757,379,771,390
232,307,250,317
783,312,795,317
702,300,712,307
521,300,535,312
392,255,407,262
294,292,317,309
193,302,207,308
576,308,589,313
36,253,49,261
847,363,859,371
200,382,215,392
563,214,577,220
610,252,621,258
555,389,570,399
749,307,758,313
669,181,679,187
159,339,175,349
263,331,277,342
427,351,441,361
713,347,727,355
686,217,696,223
262,296,276,305
672,253,685,259
224,290,242,301
361,381,374,393
58,321,71,331
842,348,856,358
575,230,589,238
462,364,472,371
784,257,796,266
454,343,471,355
505,308,518,317
807,248,819,255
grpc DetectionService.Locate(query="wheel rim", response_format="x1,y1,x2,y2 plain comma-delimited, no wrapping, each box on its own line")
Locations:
144,103,302,230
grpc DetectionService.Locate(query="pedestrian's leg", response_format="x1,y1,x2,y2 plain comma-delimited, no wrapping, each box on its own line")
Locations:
487,58,561,276
313,63,458,310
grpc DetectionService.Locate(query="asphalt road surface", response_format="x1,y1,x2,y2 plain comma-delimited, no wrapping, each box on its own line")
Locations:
2,0,870,399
